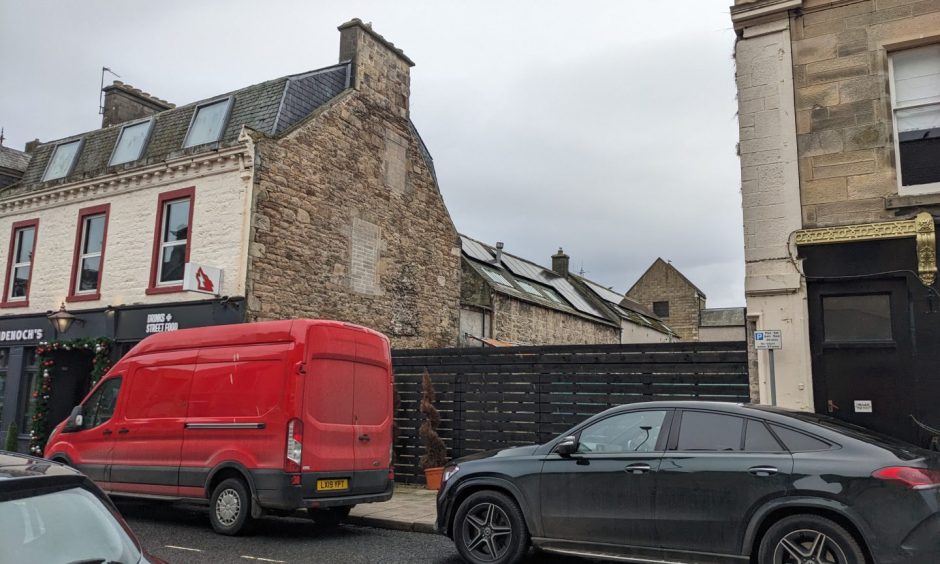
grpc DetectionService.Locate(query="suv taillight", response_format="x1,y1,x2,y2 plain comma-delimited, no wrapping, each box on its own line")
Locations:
286,419,303,473
872,466,940,490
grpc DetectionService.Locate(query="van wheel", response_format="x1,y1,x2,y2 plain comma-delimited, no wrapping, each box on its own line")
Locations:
453,491,529,564
209,478,253,535
307,505,352,527
758,514,867,564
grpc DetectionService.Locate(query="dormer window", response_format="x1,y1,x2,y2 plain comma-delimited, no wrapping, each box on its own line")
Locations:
42,139,82,182
109,119,153,166
183,98,232,148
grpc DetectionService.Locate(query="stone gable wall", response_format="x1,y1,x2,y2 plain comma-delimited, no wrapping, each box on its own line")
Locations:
626,261,702,341
246,29,460,349
793,0,940,227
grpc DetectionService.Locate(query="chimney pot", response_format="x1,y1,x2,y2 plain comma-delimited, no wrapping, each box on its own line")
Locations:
494,242,504,265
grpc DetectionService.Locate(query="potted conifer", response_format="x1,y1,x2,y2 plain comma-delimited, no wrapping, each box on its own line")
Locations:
419,369,447,490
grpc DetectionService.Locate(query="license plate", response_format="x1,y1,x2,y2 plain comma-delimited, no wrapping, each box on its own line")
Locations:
316,478,349,491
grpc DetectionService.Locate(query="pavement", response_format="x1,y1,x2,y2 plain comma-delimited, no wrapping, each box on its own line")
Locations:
348,483,439,534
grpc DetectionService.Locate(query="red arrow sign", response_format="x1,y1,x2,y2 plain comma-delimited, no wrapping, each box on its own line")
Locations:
195,267,215,293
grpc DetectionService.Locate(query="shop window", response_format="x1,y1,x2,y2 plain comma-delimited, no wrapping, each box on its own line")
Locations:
653,301,670,317
147,188,194,294
0,348,7,423
889,44,940,191
68,205,110,302
822,294,892,343
18,348,40,432
2,219,39,307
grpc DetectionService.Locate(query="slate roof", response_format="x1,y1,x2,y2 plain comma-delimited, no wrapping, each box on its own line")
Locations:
578,277,676,336
700,307,746,327
8,63,350,195
0,145,30,172
628,257,707,298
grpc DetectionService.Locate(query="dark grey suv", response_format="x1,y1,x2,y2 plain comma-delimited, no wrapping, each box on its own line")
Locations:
435,401,940,564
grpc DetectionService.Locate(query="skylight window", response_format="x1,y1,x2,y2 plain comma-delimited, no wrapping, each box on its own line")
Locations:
481,266,513,287
42,140,82,182
540,288,565,304
110,119,153,166
183,98,232,148
516,280,544,297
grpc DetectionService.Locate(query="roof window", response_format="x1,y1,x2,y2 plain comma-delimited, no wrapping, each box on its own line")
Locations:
42,139,82,182
110,119,153,166
515,280,544,297
183,97,232,148
481,266,513,287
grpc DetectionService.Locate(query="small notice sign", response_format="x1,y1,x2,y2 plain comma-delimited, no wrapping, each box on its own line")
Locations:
183,263,222,295
854,400,873,413
754,330,782,350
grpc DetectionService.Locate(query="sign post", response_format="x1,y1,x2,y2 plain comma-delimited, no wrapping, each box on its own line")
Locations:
753,330,782,406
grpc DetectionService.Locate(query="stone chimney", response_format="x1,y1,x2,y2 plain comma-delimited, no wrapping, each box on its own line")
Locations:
338,18,414,118
24,139,41,153
101,81,175,128
552,248,570,277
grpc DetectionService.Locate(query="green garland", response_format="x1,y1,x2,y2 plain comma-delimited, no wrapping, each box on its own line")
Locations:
29,337,113,456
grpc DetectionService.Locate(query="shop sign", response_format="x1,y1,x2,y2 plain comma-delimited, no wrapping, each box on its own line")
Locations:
183,263,223,296
0,328,44,342
145,313,179,334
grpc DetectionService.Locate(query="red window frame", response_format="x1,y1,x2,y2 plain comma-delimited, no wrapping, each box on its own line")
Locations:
1,218,40,308
146,187,195,295
67,203,111,302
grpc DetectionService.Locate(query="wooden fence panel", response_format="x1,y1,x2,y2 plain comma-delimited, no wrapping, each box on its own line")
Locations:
391,341,749,484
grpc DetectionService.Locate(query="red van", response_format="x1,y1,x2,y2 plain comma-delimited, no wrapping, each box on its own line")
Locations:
44,319,394,535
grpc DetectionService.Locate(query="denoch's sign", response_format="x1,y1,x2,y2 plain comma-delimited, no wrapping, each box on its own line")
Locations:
0,328,45,342
183,263,223,296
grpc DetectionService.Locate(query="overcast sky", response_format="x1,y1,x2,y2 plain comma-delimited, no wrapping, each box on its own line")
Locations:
0,0,744,307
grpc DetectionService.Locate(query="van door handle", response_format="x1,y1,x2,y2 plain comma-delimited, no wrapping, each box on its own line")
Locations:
748,466,779,476
358,434,370,442
102,429,113,436
624,463,651,474
118,428,129,434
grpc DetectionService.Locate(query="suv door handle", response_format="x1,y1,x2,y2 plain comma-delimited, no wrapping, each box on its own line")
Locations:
624,463,651,474
748,466,779,476
117,428,129,434
102,429,113,436
358,434,370,442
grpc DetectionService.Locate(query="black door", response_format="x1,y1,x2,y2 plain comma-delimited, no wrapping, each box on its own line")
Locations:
655,411,793,556
807,278,914,441
539,409,670,548
48,351,94,429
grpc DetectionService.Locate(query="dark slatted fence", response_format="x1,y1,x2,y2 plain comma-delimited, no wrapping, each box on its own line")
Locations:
391,341,749,484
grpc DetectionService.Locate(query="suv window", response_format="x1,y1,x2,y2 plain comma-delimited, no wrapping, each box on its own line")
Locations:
770,425,831,452
577,410,667,454
676,411,744,451
83,378,122,429
744,419,783,452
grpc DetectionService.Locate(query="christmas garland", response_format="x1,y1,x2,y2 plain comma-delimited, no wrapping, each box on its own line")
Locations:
28,337,113,456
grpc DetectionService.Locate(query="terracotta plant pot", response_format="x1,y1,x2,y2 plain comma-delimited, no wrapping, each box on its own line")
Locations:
424,466,444,491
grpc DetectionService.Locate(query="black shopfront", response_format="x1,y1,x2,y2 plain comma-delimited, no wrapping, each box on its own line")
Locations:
798,213,940,449
0,298,244,452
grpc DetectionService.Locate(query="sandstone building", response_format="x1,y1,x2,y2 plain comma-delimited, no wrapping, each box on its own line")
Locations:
0,20,460,450
731,0,940,446
459,236,676,346
627,258,746,342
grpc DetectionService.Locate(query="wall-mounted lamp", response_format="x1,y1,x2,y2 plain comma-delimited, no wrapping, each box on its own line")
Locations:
47,303,84,335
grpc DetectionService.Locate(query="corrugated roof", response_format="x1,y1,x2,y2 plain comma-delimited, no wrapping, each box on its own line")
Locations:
10,63,350,194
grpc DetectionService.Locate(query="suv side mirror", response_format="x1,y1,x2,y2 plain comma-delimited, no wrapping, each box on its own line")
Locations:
63,405,84,433
556,436,579,457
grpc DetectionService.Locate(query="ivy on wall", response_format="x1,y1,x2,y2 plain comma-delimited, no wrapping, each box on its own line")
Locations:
28,338,112,456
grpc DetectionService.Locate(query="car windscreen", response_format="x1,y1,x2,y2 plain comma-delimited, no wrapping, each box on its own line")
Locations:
0,485,141,564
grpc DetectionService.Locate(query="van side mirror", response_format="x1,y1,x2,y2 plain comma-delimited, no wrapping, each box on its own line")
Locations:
555,436,579,457
63,406,84,433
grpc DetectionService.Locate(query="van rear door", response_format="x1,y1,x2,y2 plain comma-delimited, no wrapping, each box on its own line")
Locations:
351,332,392,473
303,326,358,473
